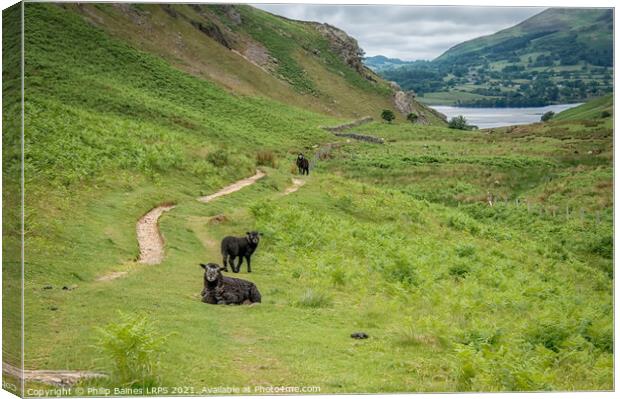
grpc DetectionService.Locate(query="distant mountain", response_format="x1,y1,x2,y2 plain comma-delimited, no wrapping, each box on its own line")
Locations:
436,8,612,66
380,8,613,107
363,55,417,72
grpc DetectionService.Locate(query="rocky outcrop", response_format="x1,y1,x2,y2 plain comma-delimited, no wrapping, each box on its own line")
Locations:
217,5,242,25
190,20,233,49
162,4,179,18
391,89,446,125
393,90,416,115
313,23,375,81
241,41,278,72
389,81,402,91
390,79,418,116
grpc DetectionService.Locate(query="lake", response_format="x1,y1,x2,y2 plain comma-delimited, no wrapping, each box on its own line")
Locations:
429,103,582,129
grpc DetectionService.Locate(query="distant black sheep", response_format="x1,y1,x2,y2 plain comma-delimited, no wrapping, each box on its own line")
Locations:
200,263,261,305
296,153,309,175
221,231,262,273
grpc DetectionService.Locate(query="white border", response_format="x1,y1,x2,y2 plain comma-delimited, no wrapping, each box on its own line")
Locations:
0,1,616,399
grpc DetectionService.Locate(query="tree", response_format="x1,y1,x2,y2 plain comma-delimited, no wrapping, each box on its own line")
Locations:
381,109,395,123
448,115,468,130
406,113,418,123
541,111,555,122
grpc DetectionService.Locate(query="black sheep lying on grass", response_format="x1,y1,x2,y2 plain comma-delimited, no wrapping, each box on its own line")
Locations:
221,231,262,273
200,263,261,305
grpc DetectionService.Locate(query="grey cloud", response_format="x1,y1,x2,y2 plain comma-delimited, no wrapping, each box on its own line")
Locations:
255,4,543,60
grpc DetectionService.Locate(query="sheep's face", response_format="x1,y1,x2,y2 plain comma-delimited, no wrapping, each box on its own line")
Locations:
246,231,262,245
298,154,304,160
201,263,222,282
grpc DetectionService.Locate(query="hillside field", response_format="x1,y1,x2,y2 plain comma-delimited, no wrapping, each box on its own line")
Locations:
2,2,614,395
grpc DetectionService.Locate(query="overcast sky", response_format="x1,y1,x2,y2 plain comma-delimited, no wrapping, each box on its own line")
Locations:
255,5,544,61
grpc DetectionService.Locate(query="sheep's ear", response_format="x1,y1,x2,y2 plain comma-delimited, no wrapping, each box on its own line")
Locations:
246,231,250,235
218,265,226,272
199,263,207,269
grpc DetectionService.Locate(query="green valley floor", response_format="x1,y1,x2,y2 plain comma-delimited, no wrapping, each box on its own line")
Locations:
19,112,613,393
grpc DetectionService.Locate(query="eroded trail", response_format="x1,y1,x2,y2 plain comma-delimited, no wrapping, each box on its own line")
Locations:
98,171,267,283
283,178,305,195
136,204,176,265
198,170,265,203
138,171,266,265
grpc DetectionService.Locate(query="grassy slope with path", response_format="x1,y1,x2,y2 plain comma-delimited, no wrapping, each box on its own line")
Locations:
4,2,612,394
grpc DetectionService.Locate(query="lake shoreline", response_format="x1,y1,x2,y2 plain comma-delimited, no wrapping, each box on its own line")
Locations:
430,103,583,129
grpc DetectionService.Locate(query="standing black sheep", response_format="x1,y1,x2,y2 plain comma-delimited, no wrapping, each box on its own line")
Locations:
221,231,262,273
200,263,261,305
296,153,309,175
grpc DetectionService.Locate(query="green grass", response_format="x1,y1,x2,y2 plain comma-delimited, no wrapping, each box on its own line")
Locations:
2,2,25,382
65,3,399,120
554,94,613,121
25,168,612,392
5,2,613,394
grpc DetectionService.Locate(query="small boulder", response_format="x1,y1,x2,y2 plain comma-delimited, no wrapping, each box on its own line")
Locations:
350,332,369,339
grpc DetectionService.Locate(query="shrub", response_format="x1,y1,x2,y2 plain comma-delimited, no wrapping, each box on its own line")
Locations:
582,320,613,353
381,109,395,123
406,113,418,123
447,213,481,235
457,328,502,350
256,150,277,168
448,262,470,279
190,160,215,177
526,322,571,352
295,289,332,308
588,234,612,259
383,256,419,286
448,115,467,130
541,111,555,122
97,313,169,388
206,150,229,167
601,110,611,118
455,244,477,258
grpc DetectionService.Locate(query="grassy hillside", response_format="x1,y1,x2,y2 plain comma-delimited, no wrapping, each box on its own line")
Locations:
554,94,613,121
61,3,436,121
380,8,612,107
2,2,24,382
436,8,612,64
3,1,613,394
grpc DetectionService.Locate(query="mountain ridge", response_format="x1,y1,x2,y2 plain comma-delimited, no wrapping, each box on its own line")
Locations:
68,3,440,122
372,7,612,107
